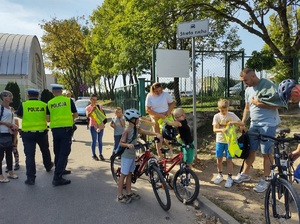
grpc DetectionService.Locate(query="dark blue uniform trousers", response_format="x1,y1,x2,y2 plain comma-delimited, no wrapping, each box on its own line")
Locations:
22,131,52,180
51,127,72,180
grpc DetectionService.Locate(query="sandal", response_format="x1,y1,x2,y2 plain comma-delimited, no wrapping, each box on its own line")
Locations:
0,178,10,183
7,174,18,179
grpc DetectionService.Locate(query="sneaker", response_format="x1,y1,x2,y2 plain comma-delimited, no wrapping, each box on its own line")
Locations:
225,177,233,188
92,155,99,161
118,195,132,204
213,173,223,184
233,173,250,183
99,154,105,161
253,179,269,193
14,164,20,171
127,192,141,200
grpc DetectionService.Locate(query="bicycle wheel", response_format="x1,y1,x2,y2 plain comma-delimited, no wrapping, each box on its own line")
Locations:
149,165,171,211
173,167,200,204
110,153,121,185
265,178,300,224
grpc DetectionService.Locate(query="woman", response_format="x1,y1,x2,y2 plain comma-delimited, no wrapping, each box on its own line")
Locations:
0,90,19,183
86,94,106,161
145,82,175,157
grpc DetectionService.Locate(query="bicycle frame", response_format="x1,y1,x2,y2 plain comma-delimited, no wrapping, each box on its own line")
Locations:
159,151,183,176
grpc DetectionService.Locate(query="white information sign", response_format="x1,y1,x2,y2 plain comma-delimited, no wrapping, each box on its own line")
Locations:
177,19,209,39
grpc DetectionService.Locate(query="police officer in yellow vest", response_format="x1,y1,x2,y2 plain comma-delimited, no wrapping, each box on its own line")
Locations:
16,89,54,185
47,84,78,186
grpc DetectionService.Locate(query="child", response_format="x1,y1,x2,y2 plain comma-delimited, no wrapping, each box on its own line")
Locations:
212,99,244,188
110,107,125,155
117,108,162,203
164,108,194,168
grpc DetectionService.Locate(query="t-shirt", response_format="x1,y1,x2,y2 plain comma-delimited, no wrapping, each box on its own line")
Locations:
120,126,137,159
177,119,193,145
111,117,124,136
245,80,281,126
212,112,241,143
145,92,173,113
0,105,14,133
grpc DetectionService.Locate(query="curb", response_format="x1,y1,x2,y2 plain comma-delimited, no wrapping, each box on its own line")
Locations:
197,195,240,224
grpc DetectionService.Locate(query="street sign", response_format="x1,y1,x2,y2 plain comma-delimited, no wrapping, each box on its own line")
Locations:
79,84,87,92
177,19,209,39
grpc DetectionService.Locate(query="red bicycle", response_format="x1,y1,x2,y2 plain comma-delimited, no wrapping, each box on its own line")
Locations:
110,137,171,211
158,138,200,204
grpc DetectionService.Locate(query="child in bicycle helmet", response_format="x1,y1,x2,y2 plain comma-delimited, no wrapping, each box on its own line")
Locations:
163,108,195,168
117,108,162,204
278,79,300,105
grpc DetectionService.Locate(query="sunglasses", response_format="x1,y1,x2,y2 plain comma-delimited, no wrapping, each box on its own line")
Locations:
152,83,162,89
1,93,12,97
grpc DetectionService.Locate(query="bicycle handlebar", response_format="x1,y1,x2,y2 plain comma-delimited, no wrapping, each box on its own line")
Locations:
133,137,160,150
248,131,300,144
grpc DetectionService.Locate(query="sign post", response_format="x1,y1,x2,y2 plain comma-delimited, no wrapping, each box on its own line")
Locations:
177,19,209,154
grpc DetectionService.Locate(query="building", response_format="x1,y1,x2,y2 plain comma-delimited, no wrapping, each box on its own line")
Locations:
0,33,46,100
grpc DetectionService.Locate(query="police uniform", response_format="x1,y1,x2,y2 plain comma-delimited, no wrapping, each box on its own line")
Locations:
47,84,78,186
16,89,53,185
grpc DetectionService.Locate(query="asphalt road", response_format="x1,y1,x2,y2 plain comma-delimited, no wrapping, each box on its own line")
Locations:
0,110,199,224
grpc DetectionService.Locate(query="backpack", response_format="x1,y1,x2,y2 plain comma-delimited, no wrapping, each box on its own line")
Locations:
236,131,250,159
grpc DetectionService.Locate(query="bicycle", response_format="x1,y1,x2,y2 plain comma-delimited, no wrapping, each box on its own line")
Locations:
157,138,200,204
110,137,171,211
250,128,300,223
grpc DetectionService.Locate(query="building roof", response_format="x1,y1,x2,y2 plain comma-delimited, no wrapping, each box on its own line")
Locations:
0,33,37,76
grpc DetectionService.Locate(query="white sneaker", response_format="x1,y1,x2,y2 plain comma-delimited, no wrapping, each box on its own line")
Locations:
214,173,223,184
225,177,233,188
233,173,251,183
253,179,269,193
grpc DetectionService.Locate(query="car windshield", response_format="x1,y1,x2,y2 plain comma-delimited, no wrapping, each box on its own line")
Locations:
75,100,90,108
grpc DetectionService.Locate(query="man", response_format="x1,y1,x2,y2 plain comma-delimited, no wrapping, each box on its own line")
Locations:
17,89,53,185
233,68,282,193
47,84,78,186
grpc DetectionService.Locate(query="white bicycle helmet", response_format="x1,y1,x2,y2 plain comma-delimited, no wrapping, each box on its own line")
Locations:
124,108,141,121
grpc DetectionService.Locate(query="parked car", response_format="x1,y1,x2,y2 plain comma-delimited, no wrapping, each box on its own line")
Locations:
74,99,90,123
229,82,245,96
180,91,193,97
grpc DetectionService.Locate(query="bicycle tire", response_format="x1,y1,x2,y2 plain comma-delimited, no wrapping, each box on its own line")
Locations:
265,177,300,224
110,153,121,185
149,165,171,211
173,167,200,204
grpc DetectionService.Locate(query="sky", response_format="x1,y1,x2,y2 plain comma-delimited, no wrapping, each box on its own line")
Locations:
0,0,265,56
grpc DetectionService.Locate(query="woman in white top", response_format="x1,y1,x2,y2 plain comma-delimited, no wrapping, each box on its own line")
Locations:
0,90,19,183
145,82,175,157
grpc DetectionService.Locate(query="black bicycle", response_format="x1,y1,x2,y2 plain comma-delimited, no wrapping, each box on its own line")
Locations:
110,137,171,211
251,128,300,223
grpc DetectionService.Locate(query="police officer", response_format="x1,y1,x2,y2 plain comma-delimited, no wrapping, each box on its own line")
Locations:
47,84,78,186
16,89,53,185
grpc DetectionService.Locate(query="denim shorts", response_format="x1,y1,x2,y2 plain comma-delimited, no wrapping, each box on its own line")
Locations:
121,157,135,175
248,125,276,154
216,142,232,159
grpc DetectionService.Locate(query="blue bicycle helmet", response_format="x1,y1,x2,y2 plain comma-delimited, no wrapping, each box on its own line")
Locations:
278,79,297,104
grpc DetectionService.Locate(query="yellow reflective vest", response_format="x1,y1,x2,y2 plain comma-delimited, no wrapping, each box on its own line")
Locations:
48,96,73,128
22,100,47,131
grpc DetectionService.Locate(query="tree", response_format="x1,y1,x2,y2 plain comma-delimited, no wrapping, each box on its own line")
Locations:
185,0,300,81
246,50,277,71
5,82,21,110
40,17,92,99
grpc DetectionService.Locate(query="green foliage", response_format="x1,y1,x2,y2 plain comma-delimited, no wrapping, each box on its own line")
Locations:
40,89,54,103
246,50,277,71
40,17,92,99
5,82,21,110
187,1,300,79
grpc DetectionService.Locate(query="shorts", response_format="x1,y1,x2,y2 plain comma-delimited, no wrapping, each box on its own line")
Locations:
216,142,232,159
183,143,195,164
121,157,135,175
248,125,276,154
